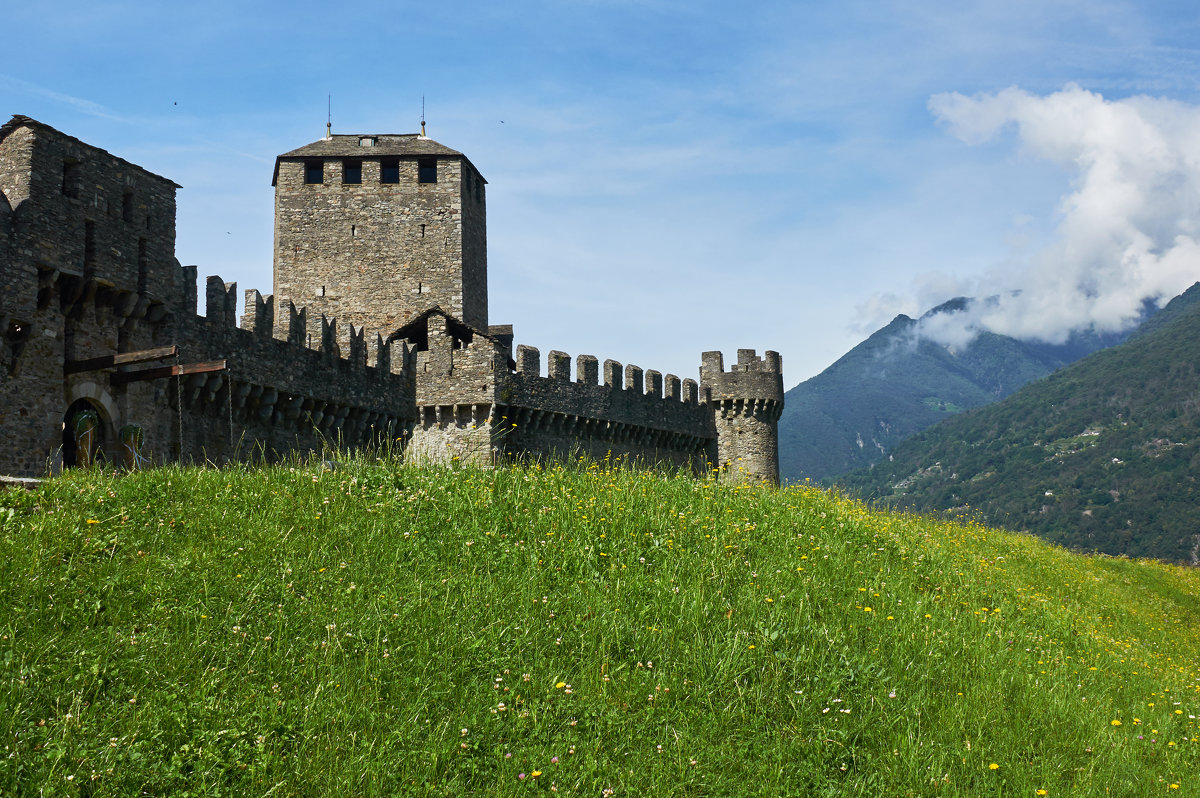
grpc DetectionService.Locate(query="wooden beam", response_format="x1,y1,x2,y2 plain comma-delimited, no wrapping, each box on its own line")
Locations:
110,359,227,386
65,345,180,375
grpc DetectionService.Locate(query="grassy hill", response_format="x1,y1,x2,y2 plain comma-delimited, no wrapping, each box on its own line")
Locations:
840,284,1200,565
779,299,1128,484
2,459,1198,796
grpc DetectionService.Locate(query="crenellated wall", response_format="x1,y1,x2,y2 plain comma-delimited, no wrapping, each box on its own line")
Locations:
1,116,783,482
396,310,718,471
160,277,416,465
0,115,419,476
495,343,711,468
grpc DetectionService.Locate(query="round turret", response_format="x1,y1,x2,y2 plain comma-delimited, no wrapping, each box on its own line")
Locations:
700,349,784,483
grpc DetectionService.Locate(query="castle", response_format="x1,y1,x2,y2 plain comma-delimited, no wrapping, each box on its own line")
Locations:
0,115,783,481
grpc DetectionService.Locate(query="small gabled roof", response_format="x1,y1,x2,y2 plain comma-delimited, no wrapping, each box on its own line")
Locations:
386,306,491,347
0,115,182,189
272,132,485,185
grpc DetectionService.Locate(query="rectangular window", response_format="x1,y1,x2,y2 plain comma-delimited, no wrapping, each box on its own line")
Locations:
122,190,134,222
343,159,362,184
380,158,399,184
62,159,80,198
304,160,324,184
418,157,437,184
84,220,95,274
359,137,376,147
137,238,148,294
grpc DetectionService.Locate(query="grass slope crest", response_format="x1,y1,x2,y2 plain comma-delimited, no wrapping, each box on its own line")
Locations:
841,283,1200,564
1,458,1198,795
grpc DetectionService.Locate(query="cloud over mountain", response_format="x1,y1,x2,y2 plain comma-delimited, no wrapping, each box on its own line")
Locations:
911,84,1200,347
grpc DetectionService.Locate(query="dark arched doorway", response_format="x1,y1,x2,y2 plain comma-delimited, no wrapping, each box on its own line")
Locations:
62,398,107,468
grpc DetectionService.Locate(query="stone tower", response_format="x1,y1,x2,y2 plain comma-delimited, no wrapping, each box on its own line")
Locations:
271,130,488,340
700,349,784,483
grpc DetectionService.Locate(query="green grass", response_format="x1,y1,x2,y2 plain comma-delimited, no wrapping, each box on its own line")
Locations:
2,457,1198,796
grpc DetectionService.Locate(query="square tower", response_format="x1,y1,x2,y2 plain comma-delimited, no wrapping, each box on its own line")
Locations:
271,132,488,339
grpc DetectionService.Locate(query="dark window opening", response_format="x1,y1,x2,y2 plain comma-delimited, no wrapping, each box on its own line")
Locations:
419,223,425,238
380,158,399,184
84,220,96,275
304,160,324,184
351,224,356,237
343,159,362,184
122,190,134,222
137,238,148,294
62,159,80,198
418,157,437,183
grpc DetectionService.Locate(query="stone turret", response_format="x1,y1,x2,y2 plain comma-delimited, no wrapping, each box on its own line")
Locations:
700,349,784,483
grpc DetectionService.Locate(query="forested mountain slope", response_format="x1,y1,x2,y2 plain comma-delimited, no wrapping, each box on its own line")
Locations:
840,283,1200,563
779,299,1127,482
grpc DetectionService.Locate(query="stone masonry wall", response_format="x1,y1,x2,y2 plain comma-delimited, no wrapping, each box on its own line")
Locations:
497,345,712,469
156,280,415,466
273,141,488,339
1,117,783,483
700,349,784,483
0,117,181,475
0,117,418,477
399,309,717,470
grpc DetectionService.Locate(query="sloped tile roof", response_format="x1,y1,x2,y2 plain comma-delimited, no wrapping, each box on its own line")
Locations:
278,133,464,159
272,133,485,185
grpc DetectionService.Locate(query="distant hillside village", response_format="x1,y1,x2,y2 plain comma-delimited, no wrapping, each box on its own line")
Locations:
0,115,782,480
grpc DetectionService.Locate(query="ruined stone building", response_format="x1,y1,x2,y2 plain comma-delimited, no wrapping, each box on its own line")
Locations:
0,115,783,481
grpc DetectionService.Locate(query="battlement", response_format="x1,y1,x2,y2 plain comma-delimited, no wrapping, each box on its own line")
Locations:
699,348,785,408
700,348,783,376
511,344,701,404
168,268,411,382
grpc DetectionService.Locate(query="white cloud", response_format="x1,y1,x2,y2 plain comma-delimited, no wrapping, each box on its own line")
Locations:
910,84,1200,346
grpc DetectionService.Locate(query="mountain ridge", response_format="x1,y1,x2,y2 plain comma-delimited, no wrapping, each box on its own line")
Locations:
779,298,1130,483
838,282,1200,563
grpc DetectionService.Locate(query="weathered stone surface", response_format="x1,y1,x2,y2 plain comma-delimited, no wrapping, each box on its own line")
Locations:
0,115,783,482
272,134,488,335
0,116,416,474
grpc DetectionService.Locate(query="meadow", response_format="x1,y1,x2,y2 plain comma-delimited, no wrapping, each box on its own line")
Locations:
1,456,1198,796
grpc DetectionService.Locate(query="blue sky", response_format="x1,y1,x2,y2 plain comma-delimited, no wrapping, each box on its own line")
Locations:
5,1,1200,385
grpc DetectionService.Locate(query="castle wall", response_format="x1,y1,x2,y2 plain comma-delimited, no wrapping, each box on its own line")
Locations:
399,311,716,470
0,118,418,477
155,282,415,465
1,117,783,483
273,146,488,338
497,345,711,468
0,118,181,475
